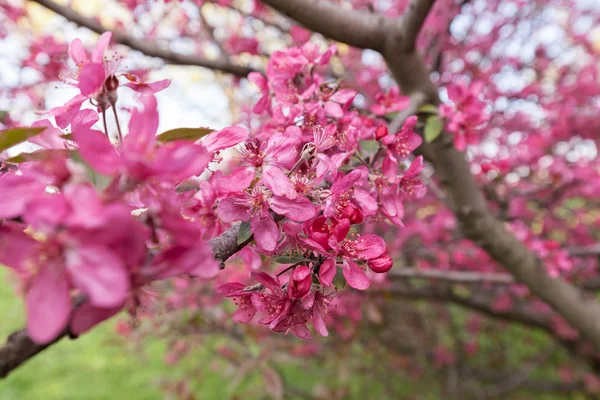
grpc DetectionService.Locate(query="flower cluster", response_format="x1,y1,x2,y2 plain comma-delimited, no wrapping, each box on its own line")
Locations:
439,80,488,151
206,44,426,339
0,34,237,343
0,37,426,343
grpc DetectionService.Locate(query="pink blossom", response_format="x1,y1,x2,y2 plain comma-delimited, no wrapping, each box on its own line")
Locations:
381,116,422,181
370,87,411,116
439,80,488,151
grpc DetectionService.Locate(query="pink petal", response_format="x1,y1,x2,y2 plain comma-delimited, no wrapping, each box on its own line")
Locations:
125,94,158,154
148,241,219,280
318,258,336,287
215,167,254,194
262,166,297,199
343,260,370,290
324,101,343,118
125,79,172,94
69,38,88,65
239,246,262,270
30,120,65,149
330,89,356,104
269,195,316,222
217,197,250,223
0,174,42,219
353,189,378,216
248,72,268,90
233,301,257,323
217,282,246,296
63,184,109,229
24,193,70,228
78,63,105,96
252,94,270,114
202,126,248,153
250,271,283,293
70,303,122,336
382,153,398,181
91,32,112,64
251,214,280,252
0,224,37,272
291,324,312,340
188,241,221,278
66,246,129,308
315,154,336,179
48,95,86,129
73,127,122,175
26,263,71,344
356,235,386,259
149,142,211,181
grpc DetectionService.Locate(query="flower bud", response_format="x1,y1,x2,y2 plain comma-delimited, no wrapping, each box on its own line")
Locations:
367,253,393,273
375,125,388,140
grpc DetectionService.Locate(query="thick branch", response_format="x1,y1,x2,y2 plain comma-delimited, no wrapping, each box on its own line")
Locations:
260,0,392,51
30,0,257,77
389,269,514,284
0,223,247,378
400,0,437,50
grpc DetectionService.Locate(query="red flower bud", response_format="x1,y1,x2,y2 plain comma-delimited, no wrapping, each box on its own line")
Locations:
339,203,363,224
375,125,388,140
368,253,393,273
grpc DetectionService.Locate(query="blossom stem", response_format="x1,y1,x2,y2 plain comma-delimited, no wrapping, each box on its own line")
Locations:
111,105,124,145
276,261,305,277
101,107,109,137
353,153,372,172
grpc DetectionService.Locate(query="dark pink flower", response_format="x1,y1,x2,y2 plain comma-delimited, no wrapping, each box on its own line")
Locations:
381,116,422,181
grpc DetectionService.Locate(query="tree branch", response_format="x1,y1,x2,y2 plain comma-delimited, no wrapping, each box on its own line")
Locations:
389,268,514,284
0,223,248,378
400,0,437,50
30,0,258,77
260,0,392,51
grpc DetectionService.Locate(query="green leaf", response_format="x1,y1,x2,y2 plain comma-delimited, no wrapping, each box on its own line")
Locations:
359,140,378,154
237,221,252,245
424,115,443,143
156,127,214,142
418,104,439,114
384,111,398,121
333,268,347,291
5,149,70,163
274,256,307,264
0,127,46,152
175,179,199,193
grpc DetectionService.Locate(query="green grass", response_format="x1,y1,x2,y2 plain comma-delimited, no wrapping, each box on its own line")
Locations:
0,269,174,399
0,269,316,400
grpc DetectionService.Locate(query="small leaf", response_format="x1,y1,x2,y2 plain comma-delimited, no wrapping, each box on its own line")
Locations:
333,267,347,291
61,133,73,141
156,127,214,142
418,104,439,114
274,256,307,264
175,179,199,193
5,149,70,163
0,127,46,152
384,111,398,120
237,221,252,245
359,140,378,154
424,115,443,143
